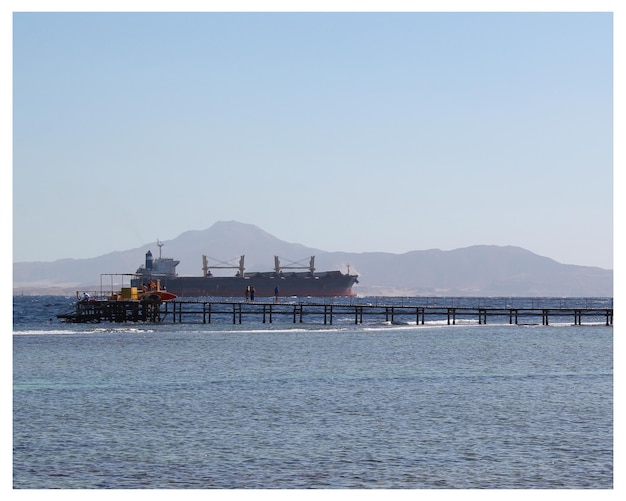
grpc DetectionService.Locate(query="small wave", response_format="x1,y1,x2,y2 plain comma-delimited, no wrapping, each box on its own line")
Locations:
13,329,81,336
13,327,158,336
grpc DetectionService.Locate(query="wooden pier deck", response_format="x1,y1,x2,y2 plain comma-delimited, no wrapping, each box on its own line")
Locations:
57,298,614,326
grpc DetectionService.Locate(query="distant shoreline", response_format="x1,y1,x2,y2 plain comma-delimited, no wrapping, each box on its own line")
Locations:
13,287,614,299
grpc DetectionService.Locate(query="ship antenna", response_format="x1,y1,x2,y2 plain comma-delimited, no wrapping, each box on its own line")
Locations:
157,239,163,259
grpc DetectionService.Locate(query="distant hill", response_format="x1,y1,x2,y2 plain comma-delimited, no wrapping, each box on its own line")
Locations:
13,220,613,297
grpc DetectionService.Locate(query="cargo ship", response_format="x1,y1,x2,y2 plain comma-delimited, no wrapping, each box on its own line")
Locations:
130,243,359,297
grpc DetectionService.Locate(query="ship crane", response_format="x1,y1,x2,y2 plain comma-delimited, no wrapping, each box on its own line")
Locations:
202,255,245,277
274,256,315,275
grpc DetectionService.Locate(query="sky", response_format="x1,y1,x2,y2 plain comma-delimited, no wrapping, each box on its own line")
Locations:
8,2,619,269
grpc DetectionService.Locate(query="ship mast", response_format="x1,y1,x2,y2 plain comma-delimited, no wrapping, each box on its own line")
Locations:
202,255,246,277
274,256,316,274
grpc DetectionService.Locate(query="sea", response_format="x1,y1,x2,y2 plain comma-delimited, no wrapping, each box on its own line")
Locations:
12,295,614,490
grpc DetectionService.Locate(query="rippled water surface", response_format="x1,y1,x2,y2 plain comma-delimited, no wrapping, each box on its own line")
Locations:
13,296,613,488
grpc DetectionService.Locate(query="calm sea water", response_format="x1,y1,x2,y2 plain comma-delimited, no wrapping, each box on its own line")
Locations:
13,296,613,488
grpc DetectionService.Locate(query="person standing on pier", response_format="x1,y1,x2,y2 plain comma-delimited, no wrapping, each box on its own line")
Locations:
274,286,279,303
245,286,250,302
250,286,256,302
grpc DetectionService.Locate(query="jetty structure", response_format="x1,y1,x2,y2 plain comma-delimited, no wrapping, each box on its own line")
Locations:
57,295,613,327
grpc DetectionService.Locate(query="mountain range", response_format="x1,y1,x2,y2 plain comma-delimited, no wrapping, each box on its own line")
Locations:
13,220,613,297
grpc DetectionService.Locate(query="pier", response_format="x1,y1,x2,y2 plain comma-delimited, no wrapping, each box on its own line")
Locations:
57,296,613,327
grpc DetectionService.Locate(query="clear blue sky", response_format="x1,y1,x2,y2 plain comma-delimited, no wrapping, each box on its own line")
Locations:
10,5,616,269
